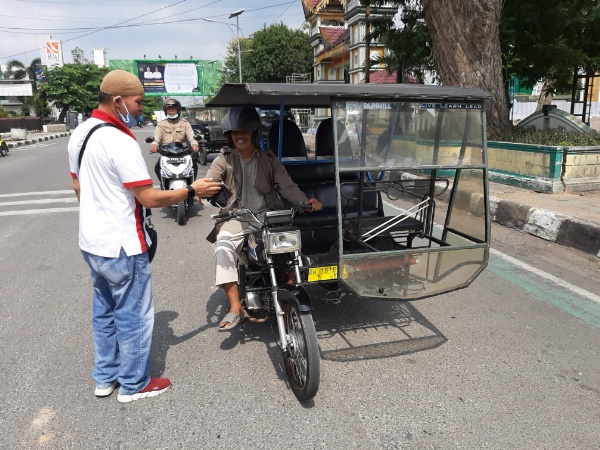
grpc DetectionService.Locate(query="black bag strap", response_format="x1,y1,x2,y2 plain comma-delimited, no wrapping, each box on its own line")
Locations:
77,122,116,169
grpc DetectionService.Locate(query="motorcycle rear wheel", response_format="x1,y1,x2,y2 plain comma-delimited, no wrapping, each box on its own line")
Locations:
177,200,186,225
0,141,8,157
281,300,320,402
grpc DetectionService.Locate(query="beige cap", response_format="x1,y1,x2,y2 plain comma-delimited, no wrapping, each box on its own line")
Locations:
100,70,144,96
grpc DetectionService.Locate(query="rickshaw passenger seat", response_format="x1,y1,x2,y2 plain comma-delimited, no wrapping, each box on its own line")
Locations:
284,162,382,230
268,119,307,159
315,118,353,159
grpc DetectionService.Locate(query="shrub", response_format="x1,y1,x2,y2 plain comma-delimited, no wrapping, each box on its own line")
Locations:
490,127,600,146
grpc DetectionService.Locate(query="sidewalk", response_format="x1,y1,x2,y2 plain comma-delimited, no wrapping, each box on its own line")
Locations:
1,130,72,149
2,131,599,257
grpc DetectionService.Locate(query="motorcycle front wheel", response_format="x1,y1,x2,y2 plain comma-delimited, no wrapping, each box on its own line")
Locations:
198,147,208,165
281,300,320,402
176,200,186,225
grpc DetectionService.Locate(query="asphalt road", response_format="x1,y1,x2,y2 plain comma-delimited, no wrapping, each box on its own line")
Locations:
0,130,599,449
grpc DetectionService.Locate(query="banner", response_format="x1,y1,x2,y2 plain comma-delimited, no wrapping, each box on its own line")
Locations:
39,37,64,67
107,59,222,96
137,61,199,95
34,65,48,87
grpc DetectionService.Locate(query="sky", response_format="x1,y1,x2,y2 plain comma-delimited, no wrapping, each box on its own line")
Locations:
0,0,308,67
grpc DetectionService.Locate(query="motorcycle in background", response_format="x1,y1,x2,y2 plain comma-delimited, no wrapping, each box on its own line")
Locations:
0,136,9,157
146,137,194,225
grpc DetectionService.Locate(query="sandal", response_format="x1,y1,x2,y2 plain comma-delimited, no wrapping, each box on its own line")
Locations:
218,311,246,332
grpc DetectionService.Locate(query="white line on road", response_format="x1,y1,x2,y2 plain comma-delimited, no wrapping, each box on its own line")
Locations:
0,198,77,207
0,207,78,216
0,190,73,198
490,248,600,304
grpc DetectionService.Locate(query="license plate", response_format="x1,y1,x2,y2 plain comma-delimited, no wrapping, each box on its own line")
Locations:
167,157,186,164
308,266,337,282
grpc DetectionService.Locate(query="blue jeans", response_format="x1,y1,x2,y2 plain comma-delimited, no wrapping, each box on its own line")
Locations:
81,249,153,394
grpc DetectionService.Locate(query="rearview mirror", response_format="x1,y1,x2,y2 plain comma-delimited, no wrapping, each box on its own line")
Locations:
145,137,154,143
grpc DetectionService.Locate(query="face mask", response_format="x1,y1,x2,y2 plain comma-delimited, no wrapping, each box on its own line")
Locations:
166,113,179,120
115,98,137,127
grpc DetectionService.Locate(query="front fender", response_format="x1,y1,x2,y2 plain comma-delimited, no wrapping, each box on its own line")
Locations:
170,179,188,190
276,284,312,312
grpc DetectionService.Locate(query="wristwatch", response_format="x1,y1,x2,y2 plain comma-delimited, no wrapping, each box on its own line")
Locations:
186,185,195,200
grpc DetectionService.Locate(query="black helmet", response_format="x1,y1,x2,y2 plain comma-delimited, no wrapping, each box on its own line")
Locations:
222,106,261,147
163,98,181,118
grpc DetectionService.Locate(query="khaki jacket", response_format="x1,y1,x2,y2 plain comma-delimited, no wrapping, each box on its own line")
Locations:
205,146,308,243
151,117,198,148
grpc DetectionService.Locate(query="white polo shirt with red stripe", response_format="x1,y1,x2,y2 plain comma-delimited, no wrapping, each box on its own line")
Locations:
68,110,153,258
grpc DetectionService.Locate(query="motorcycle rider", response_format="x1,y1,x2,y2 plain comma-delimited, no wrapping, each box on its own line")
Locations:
205,106,322,331
150,98,201,202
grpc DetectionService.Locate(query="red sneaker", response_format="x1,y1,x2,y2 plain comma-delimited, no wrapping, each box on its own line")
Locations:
117,377,171,403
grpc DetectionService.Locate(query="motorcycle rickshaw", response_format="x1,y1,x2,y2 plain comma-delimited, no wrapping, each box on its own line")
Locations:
207,83,491,402
186,106,228,165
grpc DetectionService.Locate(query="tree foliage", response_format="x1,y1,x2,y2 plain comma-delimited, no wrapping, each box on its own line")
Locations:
71,47,91,65
367,0,434,83
223,24,313,83
2,58,41,82
500,0,600,94
37,63,109,122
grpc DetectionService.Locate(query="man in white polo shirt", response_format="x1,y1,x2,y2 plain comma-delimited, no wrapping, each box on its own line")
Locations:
68,70,221,403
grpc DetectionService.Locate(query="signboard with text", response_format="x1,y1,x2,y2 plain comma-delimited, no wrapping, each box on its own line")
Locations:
108,60,222,96
38,37,64,68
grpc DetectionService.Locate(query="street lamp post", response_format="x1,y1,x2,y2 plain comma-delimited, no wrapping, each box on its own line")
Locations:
228,9,244,83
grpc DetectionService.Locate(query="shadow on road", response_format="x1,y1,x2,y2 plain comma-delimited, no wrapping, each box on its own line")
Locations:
310,291,447,362
150,310,211,377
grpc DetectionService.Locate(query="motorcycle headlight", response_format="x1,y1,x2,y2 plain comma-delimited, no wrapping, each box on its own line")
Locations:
265,230,301,254
160,159,174,177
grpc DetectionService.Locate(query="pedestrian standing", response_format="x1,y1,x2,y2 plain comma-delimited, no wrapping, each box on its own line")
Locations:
68,70,220,403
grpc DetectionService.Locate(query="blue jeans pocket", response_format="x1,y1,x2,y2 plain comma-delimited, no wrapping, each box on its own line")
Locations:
97,250,133,287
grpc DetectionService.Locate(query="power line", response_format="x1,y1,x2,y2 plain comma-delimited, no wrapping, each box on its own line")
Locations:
1,0,189,60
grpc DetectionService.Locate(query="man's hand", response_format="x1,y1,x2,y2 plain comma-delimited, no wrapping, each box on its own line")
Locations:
192,177,221,198
149,145,158,153
305,198,323,212
192,144,199,152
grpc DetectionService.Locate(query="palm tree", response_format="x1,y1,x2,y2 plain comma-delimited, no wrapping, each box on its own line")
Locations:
3,58,42,92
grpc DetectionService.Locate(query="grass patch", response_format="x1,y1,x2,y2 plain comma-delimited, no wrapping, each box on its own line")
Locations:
490,127,600,146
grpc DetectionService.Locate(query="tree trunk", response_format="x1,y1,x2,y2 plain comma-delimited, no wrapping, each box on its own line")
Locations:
58,106,70,123
421,0,510,137
535,80,553,111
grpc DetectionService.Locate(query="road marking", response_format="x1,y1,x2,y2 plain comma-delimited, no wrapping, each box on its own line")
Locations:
0,198,77,207
490,248,600,305
0,190,73,198
0,207,78,216
13,143,54,150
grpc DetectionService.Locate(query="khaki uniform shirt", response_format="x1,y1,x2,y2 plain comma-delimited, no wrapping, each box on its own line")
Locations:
151,117,198,149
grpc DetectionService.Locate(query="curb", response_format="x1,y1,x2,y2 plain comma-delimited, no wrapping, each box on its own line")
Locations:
5,132,72,149
489,196,600,257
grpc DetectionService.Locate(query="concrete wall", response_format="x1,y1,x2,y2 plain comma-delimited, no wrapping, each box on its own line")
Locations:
488,141,600,193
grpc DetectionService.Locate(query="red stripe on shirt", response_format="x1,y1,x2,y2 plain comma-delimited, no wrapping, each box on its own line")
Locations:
71,172,78,179
124,179,153,188
135,199,148,252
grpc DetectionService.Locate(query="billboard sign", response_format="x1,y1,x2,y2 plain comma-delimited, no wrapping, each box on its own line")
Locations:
137,61,199,95
39,37,64,67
